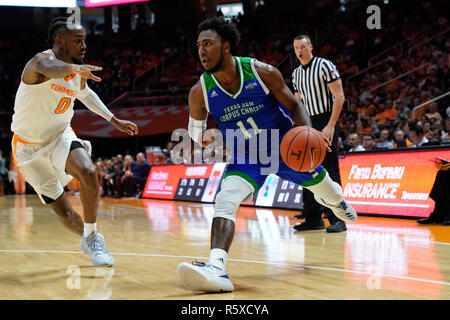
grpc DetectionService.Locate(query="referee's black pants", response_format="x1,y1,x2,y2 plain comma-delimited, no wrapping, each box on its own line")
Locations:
302,112,343,224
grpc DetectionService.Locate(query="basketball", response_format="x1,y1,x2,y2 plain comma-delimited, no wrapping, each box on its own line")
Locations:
280,126,327,171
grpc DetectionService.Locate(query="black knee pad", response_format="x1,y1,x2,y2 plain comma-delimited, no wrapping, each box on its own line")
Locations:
70,141,85,152
42,194,56,204
42,192,64,204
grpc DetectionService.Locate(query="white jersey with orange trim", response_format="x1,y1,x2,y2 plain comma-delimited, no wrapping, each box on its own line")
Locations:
11,49,82,143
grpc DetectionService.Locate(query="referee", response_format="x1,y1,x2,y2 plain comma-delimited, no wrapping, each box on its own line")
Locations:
291,35,347,233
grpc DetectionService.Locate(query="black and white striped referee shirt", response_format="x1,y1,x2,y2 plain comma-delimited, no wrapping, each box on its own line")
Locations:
291,56,340,117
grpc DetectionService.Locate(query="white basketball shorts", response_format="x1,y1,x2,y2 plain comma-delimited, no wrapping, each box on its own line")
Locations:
12,126,90,204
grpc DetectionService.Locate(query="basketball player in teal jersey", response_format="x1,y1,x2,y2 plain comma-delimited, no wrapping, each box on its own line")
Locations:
177,17,357,293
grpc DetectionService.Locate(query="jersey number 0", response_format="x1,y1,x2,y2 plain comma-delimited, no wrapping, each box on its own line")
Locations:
54,97,71,114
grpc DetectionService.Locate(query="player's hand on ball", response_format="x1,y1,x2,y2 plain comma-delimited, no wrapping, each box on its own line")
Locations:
110,117,138,136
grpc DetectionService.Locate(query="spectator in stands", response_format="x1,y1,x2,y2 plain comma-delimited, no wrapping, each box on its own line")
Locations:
101,159,116,197
394,100,410,120
425,102,443,122
337,137,346,152
357,116,377,134
422,120,432,137
376,129,394,149
409,123,429,147
374,100,398,125
94,157,106,194
360,98,376,116
417,114,429,128
441,118,450,143
373,103,386,124
120,154,134,191
111,154,123,197
343,123,357,145
385,115,398,132
362,133,376,151
366,103,378,119
348,133,365,152
393,129,413,148
123,152,151,197
431,117,443,128
395,112,410,135
163,141,176,164
424,124,441,146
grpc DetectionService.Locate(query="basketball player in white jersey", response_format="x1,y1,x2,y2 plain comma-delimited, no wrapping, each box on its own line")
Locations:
10,17,138,267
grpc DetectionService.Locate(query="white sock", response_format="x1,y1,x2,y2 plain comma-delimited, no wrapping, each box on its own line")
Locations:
84,222,97,237
305,173,343,206
208,248,228,269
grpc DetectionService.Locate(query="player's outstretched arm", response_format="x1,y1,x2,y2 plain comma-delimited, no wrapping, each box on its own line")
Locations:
254,60,312,127
24,52,102,84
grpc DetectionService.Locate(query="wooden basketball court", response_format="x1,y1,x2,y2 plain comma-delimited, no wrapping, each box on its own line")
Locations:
1,194,449,300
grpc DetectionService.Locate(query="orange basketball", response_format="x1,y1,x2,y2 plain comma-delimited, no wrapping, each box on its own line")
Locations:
280,126,327,172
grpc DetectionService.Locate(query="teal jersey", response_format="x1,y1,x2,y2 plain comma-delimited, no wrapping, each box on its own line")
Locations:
200,56,293,160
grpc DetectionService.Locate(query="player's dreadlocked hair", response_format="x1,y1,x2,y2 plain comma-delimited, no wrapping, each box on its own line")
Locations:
47,17,69,46
197,16,240,50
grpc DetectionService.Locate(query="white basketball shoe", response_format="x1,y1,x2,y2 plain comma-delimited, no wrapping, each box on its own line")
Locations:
178,261,234,292
314,195,357,222
80,232,114,267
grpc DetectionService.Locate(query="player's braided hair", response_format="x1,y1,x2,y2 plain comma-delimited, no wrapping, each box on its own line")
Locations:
47,17,69,46
197,16,241,50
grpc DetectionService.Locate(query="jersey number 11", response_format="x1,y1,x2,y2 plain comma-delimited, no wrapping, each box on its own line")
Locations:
236,116,261,139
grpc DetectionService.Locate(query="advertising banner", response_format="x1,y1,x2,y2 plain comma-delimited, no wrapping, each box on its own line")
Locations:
251,174,304,210
142,163,226,202
141,148,449,217
339,148,450,217
143,164,304,210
